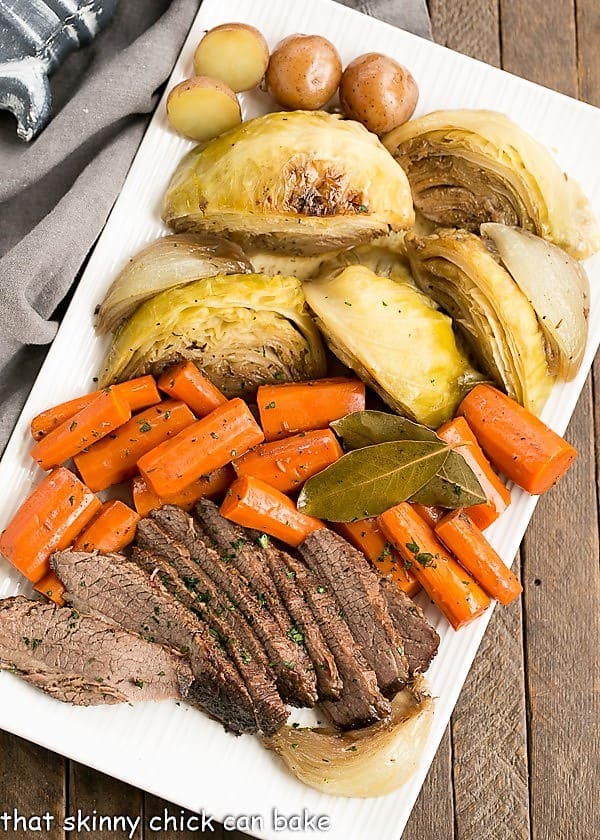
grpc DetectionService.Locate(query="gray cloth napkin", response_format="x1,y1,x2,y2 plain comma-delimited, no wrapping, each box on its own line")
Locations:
0,0,431,453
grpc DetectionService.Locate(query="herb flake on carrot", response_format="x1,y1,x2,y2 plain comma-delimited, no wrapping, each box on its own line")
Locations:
73,400,195,491
138,398,264,497
0,467,101,584
378,502,490,630
257,378,366,441
221,475,324,548
158,361,227,417
458,384,577,495
33,572,66,607
131,465,235,517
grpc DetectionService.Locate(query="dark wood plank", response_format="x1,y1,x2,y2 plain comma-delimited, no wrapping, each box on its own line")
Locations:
521,384,600,840
429,0,500,64
68,761,143,839
0,732,65,838
576,0,600,107
452,577,530,840
403,731,454,840
500,0,577,95
144,794,224,839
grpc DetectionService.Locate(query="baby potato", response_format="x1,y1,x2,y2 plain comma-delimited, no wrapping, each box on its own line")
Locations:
339,53,418,135
166,76,241,142
265,34,342,110
193,23,269,92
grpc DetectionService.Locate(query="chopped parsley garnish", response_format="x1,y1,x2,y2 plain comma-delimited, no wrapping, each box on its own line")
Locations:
257,533,270,550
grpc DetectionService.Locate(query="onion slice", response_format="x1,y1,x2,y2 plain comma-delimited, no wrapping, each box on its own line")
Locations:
96,233,252,334
481,223,590,380
264,678,434,798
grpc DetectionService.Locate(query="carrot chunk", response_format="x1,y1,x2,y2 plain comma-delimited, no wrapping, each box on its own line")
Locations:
0,467,101,584
30,376,160,441
378,502,490,630
72,500,140,553
221,476,324,548
411,504,445,530
34,572,66,607
73,400,195,492
232,429,343,493
437,416,511,529
257,378,366,441
131,465,235,517
138,398,264,497
458,385,577,494
435,510,522,605
158,361,227,417
335,518,421,597
31,389,132,471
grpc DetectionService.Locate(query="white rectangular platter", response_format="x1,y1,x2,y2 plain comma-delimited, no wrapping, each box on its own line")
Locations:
0,0,599,838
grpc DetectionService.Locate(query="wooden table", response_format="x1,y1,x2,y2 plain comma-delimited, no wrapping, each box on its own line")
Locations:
1,2,599,838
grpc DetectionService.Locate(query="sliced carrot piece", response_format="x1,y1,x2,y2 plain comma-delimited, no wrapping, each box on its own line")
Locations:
72,500,140,553
378,502,490,630
31,389,132,471
34,572,66,607
139,398,264,497
30,376,161,441
437,415,511,529
458,385,577,495
73,400,195,491
158,361,227,417
257,378,366,441
232,429,343,493
411,504,445,530
435,510,522,605
335,518,421,597
0,467,101,584
131,465,235,517
221,476,324,548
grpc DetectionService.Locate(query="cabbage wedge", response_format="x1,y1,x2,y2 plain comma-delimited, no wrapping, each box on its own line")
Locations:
385,109,600,259
303,264,484,428
99,274,326,396
404,229,554,414
163,111,415,255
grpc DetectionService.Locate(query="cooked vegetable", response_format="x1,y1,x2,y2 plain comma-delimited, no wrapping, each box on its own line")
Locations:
265,677,433,796
245,248,335,281
30,376,161,441
138,398,264,497
339,53,418,135
33,572,66,607
458,384,577,494
404,229,553,415
31,389,131,471
166,76,241,142
411,504,444,530
99,273,326,397
385,109,600,259
193,23,269,92
265,35,342,110
303,265,485,427
378,502,491,630
73,401,195,492
0,467,101,584
232,429,343,493
163,111,414,254
221,475,324,547
72,500,140,553
131,465,235,516
96,235,252,335
158,361,227,417
435,511,522,605
331,410,487,509
257,378,365,441
335,519,420,597
481,223,590,379
437,416,511,530
298,440,450,522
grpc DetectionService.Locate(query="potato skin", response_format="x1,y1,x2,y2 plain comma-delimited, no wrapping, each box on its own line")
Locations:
339,53,418,135
193,23,269,92
266,34,342,110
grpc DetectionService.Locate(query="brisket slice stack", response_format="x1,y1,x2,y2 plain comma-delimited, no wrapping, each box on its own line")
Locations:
45,499,439,735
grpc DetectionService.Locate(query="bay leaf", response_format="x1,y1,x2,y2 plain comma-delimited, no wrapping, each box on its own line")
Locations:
297,440,450,522
331,410,438,449
409,450,486,508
